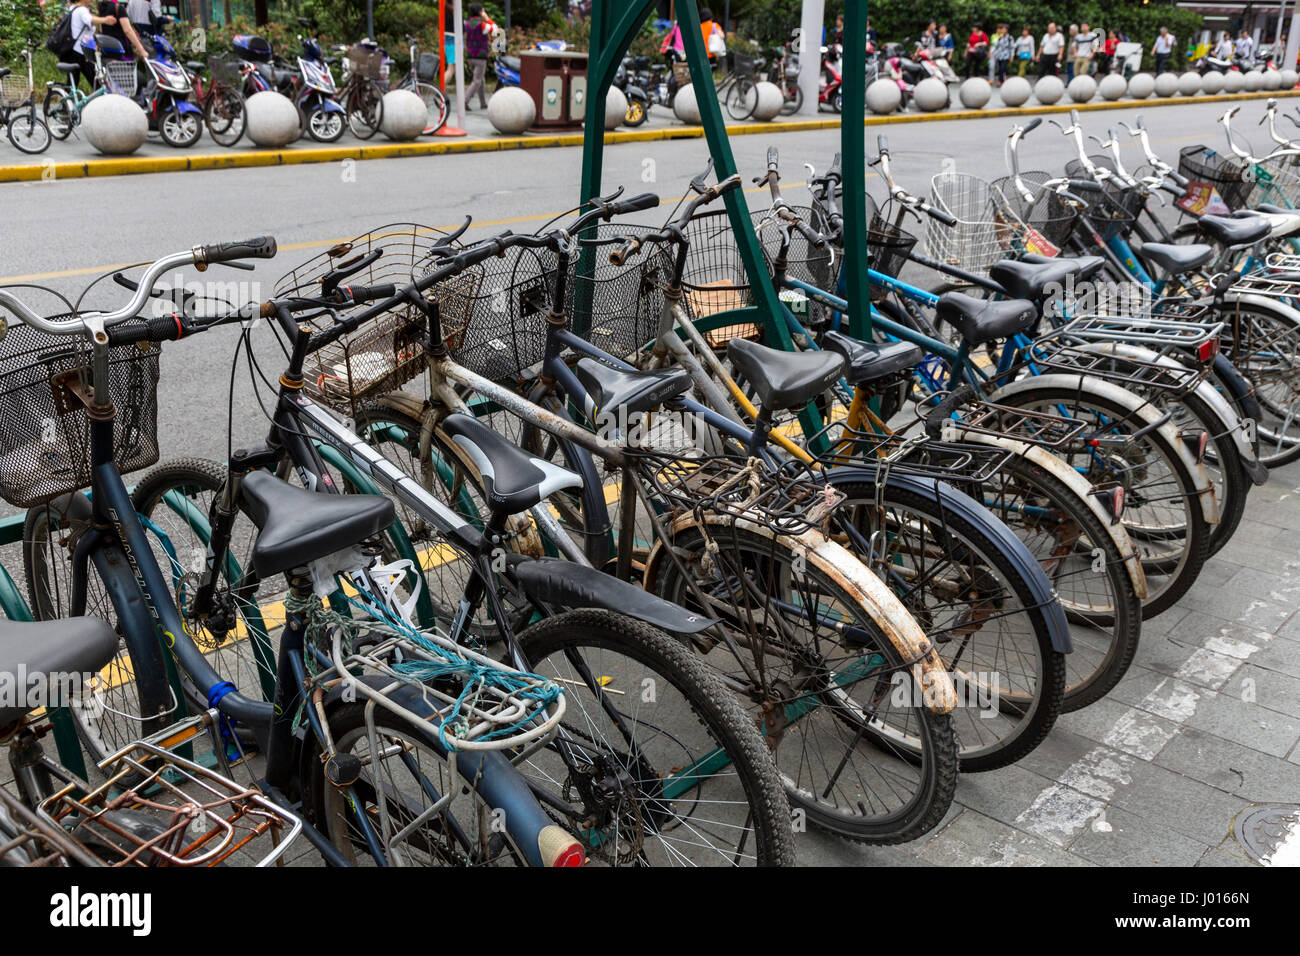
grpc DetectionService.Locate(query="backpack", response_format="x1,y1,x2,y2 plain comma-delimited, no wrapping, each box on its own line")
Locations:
46,11,76,57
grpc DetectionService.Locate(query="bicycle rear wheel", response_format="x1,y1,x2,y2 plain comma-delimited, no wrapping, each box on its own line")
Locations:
205,86,246,147
1223,303,1300,467
7,109,50,154
42,87,76,140
346,80,383,139
517,609,796,866
411,80,448,132
650,523,958,844
724,76,758,120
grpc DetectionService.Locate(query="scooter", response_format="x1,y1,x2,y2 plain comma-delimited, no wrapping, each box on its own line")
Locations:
913,42,960,85
492,39,565,89
294,20,345,142
884,43,917,109
232,34,297,98
819,42,844,112
139,29,204,147
1195,52,1236,75
614,54,650,126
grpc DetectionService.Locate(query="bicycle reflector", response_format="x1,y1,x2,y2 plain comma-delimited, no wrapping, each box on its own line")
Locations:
539,825,587,867
1197,338,1219,363
1091,484,1125,524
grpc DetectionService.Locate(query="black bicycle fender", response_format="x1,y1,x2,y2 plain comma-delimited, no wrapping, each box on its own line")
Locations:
824,465,1074,654
512,557,715,635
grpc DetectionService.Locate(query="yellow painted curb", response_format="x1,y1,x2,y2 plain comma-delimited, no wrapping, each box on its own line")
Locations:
3,89,1296,185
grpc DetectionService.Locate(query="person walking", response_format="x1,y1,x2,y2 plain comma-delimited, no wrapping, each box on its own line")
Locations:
66,0,118,89
1065,24,1078,80
1014,25,1035,77
1152,26,1175,75
1074,22,1098,77
992,23,1012,85
699,7,727,66
1214,31,1234,61
1039,22,1064,77
1235,29,1255,66
463,2,492,109
965,22,988,78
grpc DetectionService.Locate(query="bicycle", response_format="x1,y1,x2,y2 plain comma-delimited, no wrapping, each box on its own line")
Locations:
715,51,762,121
43,33,136,141
0,239,622,868
48,228,798,866
331,190,963,841
337,42,386,140
0,43,51,154
191,54,248,147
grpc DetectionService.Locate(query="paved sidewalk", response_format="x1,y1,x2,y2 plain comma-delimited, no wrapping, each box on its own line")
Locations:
800,458,1300,867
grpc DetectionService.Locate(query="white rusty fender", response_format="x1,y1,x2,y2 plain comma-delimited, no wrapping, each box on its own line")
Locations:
1074,342,1261,475
946,428,1149,601
642,512,959,715
990,373,1220,526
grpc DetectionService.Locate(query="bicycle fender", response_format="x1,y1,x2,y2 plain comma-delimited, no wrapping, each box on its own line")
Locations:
511,556,715,635
1077,342,1267,486
990,373,1220,526
322,677,569,867
821,466,1073,653
938,430,1149,601
643,514,959,714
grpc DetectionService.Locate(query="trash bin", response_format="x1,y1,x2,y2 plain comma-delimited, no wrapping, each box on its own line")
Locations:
518,50,589,129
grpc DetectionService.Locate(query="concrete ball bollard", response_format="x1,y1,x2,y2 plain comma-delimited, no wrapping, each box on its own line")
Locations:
673,83,702,124
913,77,948,111
81,93,149,155
1098,73,1127,100
1128,73,1156,98
866,77,902,114
1067,74,1097,103
959,77,991,109
999,75,1032,106
604,85,627,129
1263,69,1282,91
1244,71,1265,92
1223,70,1247,93
750,81,784,121
1033,74,1064,105
1279,69,1299,89
379,90,428,141
244,91,301,148
487,86,537,134
1178,71,1201,96
1201,70,1226,94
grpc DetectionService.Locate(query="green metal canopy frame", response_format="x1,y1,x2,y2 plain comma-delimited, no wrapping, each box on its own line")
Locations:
576,1,870,440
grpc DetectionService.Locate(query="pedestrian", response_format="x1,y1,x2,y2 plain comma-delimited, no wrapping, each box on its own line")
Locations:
1039,22,1064,77
964,21,988,78
1235,29,1255,65
1214,31,1233,61
1099,29,1119,73
1014,25,1035,77
125,0,160,38
992,23,1012,85
865,17,877,48
1152,25,1175,75
1074,22,1098,78
1065,24,1078,79
699,7,727,65
919,21,938,52
65,0,117,89
937,23,955,60
97,0,148,60
463,1,492,109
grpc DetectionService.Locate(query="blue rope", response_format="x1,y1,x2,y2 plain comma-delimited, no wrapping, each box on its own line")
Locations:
337,591,561,751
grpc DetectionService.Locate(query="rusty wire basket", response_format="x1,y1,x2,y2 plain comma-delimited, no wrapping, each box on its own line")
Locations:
569,223,673,361
277,223,459,415
38,712,302,867
346,45,387,80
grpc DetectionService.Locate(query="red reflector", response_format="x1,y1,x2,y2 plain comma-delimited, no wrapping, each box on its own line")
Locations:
552,843,586,867
1197,430,1209,463
1088,439,1100,447
1112,486,1125,520
1197,338,1219,363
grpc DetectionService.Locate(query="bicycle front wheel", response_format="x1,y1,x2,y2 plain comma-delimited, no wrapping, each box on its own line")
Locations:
7,109,51,154
205,86,246,147
42,87,76,140
517,609,796,866
1223,302,1300,467
346,80,383,139
413,81,448,132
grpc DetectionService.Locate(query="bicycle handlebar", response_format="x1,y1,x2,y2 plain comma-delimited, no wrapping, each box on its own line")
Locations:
608,175,742,265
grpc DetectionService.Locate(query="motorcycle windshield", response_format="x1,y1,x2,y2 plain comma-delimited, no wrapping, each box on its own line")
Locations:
300,59,336,93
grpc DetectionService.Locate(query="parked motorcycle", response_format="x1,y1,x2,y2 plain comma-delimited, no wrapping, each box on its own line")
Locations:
232,33,297,98
293,20,345,142
492,39,566,89
614,54,650,126
139,29,204,147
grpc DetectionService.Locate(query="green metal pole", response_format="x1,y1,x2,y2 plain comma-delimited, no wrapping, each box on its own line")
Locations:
842,3,871,339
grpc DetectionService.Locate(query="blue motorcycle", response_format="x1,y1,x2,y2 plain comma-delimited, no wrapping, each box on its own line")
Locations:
140,29,204,147
492,39,566,89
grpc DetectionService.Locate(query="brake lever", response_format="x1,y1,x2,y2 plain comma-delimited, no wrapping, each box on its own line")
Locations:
688,157,715,194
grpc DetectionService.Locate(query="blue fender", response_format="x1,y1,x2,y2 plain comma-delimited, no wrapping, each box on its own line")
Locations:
318,98,345,114
822,464,1074,654
176,99,202,115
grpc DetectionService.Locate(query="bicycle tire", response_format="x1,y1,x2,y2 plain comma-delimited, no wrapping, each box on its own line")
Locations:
991,377,1211,618
412,80,448,132
724,76,758,120
346,79,383,139
42,87,75,140
517,609,797,866
780,85,803,115
825,473,1066,770
649,523,957,844
6,109,50,154
1220,301,1300,466
205,86,246,147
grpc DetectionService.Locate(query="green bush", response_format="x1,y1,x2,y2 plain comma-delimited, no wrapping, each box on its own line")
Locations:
0,0,59,60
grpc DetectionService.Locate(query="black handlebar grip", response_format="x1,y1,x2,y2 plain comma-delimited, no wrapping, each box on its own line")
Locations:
610,192,660,216
1023,117,1043,135
200,236,277,264
927,205,959,227
923,385,977,439
1067,178,1104,193
346,282,398,303
767,145,779,171
107,312,190,346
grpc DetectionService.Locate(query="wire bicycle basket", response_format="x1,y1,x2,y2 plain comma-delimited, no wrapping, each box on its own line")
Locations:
102,60,138,98
1249,153,1300,208
990,170,1078,254
208,54,244,88
277,224,459,416
346,45,386,81
0,313,160,508
569,222,673,361
866,194,918,303
1178,145,1255,211
0,72,32,108
926,171,1027,272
